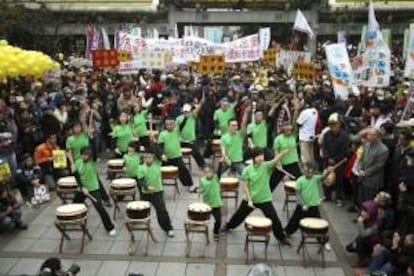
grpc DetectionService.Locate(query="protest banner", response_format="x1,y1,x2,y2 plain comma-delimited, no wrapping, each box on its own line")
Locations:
259,28,271,56
198,55,225,75
404,24,414,79
292,62,316,82
118,50,132,62
325,43,353,100
91,50,119,68
118,52,169,75
276,50,311,75
222,34,261,63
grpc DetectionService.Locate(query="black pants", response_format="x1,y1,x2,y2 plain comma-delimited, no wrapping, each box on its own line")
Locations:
217,161,244,178
226,200,286,241
139,135,151,150
285,205,321,235
181,141,205,169
356,235,374,260
74,190,114,232
141,191,172,232
270,162,302,192
212,207,222,235
165,158,193,187
323,161,345,201
98,176,110,202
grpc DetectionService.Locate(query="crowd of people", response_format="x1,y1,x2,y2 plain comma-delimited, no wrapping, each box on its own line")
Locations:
0,53,413,275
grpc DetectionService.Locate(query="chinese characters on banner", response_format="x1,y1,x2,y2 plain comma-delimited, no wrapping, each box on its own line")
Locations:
198,55,225,75
276,50,311,75
325,43,353,100
292,62,316,82
262,49,277,65
52,150,67,169
91,50,119,68
118,52,170,75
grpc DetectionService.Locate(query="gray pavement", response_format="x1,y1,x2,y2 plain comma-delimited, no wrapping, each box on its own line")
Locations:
0,160,358,276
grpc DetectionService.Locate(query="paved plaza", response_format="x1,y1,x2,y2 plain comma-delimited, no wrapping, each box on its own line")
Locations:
0,161,357,276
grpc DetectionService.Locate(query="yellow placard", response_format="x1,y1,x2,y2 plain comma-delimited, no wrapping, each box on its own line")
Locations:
0,161,10,183
292,62,316,81
118,50,132,62
53,150,68,169
263,49,277,65
198,55,225,75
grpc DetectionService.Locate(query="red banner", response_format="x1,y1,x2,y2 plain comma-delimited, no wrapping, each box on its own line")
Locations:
91,50,119,68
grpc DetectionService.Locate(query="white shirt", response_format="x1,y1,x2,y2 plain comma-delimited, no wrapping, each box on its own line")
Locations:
297,107,318,142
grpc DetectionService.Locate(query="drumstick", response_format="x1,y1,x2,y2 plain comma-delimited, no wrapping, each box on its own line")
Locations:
276,166,296,179
84,192,98,203
330,158,348,171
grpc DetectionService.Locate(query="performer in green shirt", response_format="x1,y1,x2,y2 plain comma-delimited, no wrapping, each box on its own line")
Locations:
213,98,236,136
132,101,152,149
284,162,333,236
176,96,205,169
137,146,174,238
74,145,116,236
199,164,222,239
222,147,291,246
246,109,272,160
112,112,134,157
270,123,302,191
158,118,195,192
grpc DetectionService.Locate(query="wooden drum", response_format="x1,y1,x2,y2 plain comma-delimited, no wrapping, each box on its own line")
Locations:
299,218,329,235
220,177,239,191
181,147,192,156
284,180,297,194
126,201,151,220
57,176,77,192
161,166,179,179
245,216,272,235
212,139,221,152
56,204,87,222
107,159,124,171
188,202,212,222
111,178,137,192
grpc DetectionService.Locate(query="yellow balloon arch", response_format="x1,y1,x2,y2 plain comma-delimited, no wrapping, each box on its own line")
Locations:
0,40,60,80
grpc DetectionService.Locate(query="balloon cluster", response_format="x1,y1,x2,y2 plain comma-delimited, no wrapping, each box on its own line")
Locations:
0,40,60,79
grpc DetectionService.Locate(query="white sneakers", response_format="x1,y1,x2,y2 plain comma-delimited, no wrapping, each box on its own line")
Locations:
167,230,175,237
109,229,117,236
324,243,332,251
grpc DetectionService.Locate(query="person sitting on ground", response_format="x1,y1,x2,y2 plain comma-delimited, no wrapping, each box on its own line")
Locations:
0,185,27,232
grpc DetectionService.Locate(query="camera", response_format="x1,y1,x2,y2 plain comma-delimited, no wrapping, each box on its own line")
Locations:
39,258,80,276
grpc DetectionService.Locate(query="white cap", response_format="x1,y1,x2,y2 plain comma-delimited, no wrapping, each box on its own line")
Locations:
183,103,192,112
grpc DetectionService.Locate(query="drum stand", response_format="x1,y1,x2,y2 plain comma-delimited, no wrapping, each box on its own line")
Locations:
184,220,210,257
125,218,157,256
56,188,77,204
283,186,296,219
244,232,270,264
162,176,180,201
296,227,329,267
220,188,239,208
110,188,137,220
182,149,193,172
107,167,124,180
55,218,92,253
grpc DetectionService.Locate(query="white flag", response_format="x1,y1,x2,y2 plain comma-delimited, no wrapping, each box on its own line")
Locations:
367,0,379,34
101,27,111,50
259,28,271,54
293,9,314,39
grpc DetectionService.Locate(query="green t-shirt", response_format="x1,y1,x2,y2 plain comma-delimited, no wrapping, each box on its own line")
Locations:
213,107,235,135
296,175,323,207
200,176,222,208
75,159,99,192
273,134,299,165
176,114,196,142
142,160,163,194
241,161,274,203
113,124,134,153
133,110,148,137
247,121,268,148
66,132,90,162
220,131,244,162
123,152,141,178
158,127,182,159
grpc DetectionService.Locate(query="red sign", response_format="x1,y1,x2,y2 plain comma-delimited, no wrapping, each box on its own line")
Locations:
92,50,119,68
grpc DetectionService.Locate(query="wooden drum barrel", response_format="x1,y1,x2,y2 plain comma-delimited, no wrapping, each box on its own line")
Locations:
284,180,296,195
244,216,272,235
188,202,212,222
126,201,151,220
161,166,179,179
299,218,329,235
107,159,124,171
56,204,87,222
57,176,77,191
220,177,239,191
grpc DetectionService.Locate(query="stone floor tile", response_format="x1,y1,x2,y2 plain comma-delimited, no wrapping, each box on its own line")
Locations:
284,266,316,276
226,264,250,276
8,258,43,275
108,240,129,255
186,263,215,276
314,267,346,276
127,262,159,276
227,244,247,259
72,260,102,276
156,262,186,276
95,260,130,276
187,241,217,258
29,239,59,253
0,258,18,275
162,241,187,257
15,225,48,239
2,238,37,252
84,240,114,254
